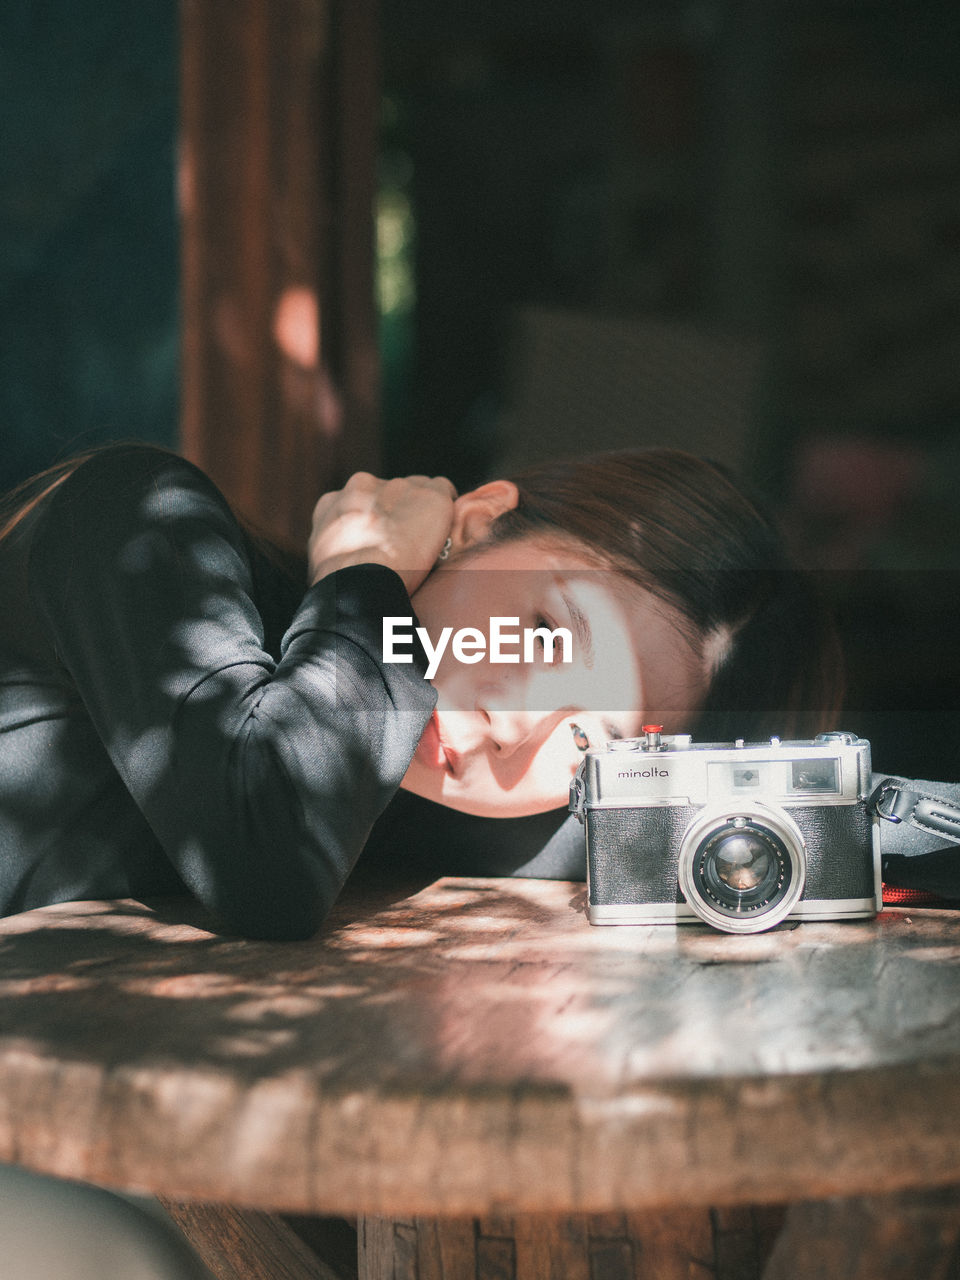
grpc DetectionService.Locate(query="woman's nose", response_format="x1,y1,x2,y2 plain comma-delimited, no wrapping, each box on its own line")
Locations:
478,706,539,757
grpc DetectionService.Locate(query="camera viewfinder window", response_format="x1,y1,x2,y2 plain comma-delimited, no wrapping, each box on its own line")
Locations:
789,759,839,794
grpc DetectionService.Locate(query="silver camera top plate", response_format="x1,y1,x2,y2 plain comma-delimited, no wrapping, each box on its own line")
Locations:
575,731,873,811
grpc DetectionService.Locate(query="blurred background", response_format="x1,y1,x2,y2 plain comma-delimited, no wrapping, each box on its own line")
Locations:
2,0,959,776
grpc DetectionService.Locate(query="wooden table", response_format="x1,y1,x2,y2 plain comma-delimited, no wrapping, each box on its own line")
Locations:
1,877,959,1278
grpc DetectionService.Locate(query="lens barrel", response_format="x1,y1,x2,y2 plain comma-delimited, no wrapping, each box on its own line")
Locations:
677,803,806,933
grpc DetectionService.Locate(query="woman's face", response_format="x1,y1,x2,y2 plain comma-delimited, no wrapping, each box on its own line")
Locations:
400,535,711,818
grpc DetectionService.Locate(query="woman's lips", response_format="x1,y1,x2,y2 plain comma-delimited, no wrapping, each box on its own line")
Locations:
416,710,457,776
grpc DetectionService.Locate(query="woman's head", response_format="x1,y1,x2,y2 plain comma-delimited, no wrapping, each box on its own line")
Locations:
400,447,843,818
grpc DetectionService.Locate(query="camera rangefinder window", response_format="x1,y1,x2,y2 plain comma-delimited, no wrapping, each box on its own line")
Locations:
733,767,761,788
789,758,839,794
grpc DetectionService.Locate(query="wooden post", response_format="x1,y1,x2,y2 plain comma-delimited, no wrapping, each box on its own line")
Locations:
179,0,381,551
356,1212,720,1280
760,1188,960,1280
158,1201,344,1280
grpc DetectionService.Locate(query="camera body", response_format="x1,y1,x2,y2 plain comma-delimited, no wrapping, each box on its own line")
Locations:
570,729,881,934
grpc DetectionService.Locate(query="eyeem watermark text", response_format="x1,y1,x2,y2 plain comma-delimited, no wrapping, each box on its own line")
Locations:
383,616,573,680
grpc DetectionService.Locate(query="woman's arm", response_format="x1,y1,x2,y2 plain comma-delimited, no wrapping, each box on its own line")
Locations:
29,446,436,939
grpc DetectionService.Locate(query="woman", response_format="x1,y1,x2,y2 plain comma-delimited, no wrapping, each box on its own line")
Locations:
0,442,841,939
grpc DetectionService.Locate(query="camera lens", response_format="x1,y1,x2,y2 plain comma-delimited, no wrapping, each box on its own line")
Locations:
677,805,806,933
698,823,787,908
715,832,773,891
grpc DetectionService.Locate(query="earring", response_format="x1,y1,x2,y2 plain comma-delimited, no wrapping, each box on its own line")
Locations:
570,724,589,752
435,536,452,565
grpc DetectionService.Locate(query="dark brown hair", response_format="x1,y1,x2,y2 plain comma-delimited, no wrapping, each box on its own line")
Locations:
487,447,844,741
0,451,99,545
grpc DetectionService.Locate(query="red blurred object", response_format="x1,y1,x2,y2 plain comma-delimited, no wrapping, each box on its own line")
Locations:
882,883,948,907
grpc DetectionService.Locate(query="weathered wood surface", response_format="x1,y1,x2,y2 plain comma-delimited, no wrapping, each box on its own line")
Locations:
358,1197,960,1280
357,1209,727,1280
0,879,959,1216
156,1200,343,1280
760,1188,960,1280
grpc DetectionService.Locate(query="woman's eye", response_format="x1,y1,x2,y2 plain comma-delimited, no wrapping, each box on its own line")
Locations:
530,615,552,650
527,611,574,665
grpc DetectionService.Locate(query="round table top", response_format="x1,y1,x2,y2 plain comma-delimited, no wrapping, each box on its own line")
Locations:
1,877,959,1215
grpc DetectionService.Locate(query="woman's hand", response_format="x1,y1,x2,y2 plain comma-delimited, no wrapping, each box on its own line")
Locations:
308,472,457,595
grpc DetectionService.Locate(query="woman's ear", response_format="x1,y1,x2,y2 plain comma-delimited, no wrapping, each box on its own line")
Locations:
448,480,519,552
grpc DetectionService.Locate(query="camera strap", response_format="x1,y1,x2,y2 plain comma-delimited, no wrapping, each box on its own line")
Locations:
870,774,960,901
872,777,960,845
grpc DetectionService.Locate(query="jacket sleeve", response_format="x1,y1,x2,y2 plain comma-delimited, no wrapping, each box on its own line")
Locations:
29,447,437,939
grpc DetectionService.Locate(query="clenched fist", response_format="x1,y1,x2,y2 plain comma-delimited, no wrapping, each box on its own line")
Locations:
307,472,457,595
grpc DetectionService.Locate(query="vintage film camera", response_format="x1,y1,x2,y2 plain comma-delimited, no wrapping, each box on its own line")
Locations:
569,728,881,934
